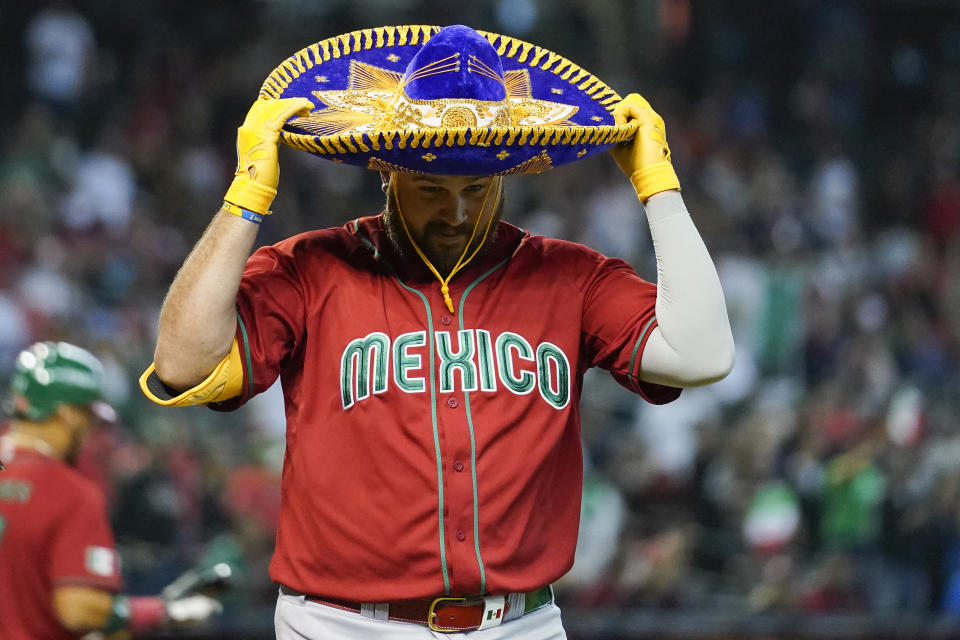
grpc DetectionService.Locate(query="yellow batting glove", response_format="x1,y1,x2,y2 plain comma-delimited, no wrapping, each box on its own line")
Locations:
223,97,314,217
609,93,681,203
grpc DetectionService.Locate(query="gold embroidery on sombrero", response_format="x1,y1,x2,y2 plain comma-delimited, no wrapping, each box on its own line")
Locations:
296,107,376,137
540,51,563,72
515,41,534,63
366,157,423,173
584,82,603,96
496,150,553,175
504,69,531,97
528,47,549,67
401,53,461,87
290,58,577,137
351,134,370,153
286,55,306,75
441,107,477,128
262,82,281,99
551,58,571,77
260,26,621,111
260,25,635,156
349,61,404,90
466,55,505,86
580,77,600,92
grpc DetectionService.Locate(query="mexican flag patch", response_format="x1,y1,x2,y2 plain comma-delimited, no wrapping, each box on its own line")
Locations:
85,546,116,577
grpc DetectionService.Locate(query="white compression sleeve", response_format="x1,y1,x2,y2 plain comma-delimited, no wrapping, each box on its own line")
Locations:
638,191,735,387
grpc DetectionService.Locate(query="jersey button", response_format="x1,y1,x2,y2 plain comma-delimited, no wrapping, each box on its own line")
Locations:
456,529,466,542
447,397,459,409
440,315,452,326
454,460,465,472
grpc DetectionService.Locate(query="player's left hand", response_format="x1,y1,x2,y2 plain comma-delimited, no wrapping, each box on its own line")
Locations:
160,562,231,627
165,594,223,627
609,93,681,203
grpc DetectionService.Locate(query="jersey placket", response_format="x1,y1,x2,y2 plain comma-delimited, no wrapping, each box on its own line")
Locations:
449,257,515,595
386,254,512,597
434,305,483,595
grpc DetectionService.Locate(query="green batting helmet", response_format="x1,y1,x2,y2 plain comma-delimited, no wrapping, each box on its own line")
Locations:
9,342,106,421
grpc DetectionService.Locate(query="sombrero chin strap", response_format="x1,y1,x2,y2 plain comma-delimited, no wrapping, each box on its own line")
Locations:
392,176,502,314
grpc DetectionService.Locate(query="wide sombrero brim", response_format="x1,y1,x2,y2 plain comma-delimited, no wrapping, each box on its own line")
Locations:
258,25,637,175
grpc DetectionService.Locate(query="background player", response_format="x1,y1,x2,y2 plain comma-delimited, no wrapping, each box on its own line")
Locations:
141,24,734,638
0,341,225,639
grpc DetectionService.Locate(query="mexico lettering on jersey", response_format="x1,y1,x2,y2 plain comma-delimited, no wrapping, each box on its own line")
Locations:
212,215,681,603
340,330,571,411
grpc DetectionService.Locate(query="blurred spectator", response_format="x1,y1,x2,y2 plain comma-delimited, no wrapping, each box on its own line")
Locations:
24,1,95,113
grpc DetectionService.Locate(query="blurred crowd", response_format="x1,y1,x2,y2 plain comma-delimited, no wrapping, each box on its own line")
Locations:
2,0,960,634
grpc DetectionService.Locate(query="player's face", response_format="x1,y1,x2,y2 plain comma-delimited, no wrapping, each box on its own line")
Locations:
59,404,95,465
384,172,503,275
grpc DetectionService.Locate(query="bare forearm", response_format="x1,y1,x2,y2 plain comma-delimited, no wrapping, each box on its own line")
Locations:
154,210,259,389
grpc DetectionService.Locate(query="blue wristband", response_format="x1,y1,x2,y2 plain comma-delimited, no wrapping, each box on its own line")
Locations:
222,201,264,224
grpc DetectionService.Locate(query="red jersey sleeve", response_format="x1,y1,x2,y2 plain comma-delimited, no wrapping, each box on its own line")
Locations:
581,255,681,404
213,243,307,410
50,481,122,591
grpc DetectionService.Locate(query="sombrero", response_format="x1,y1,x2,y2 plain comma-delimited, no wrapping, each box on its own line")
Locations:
259,24,637,175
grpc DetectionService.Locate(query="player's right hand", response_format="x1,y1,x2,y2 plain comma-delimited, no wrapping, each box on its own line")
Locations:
609,93,681,203
223,97,314,216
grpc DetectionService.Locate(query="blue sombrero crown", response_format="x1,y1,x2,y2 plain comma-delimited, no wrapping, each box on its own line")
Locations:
261,24,637,175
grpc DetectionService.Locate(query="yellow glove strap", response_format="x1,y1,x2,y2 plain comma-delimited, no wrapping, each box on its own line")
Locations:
139,338,244,407
630,162,681,203
224,176,276,217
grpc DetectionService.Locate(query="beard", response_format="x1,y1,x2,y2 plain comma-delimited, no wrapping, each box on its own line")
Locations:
382,185,505,276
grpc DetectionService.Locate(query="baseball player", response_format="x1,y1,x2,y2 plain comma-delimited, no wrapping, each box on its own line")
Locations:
141,24,734,638
0,341,224,639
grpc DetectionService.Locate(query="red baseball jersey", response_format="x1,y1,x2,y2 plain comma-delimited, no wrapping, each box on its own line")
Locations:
212,215,680,601
0,443,122,640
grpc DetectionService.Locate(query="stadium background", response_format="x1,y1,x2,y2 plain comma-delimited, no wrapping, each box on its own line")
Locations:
2,0,960,638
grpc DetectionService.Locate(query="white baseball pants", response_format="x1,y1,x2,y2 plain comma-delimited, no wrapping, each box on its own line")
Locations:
274,589,567,639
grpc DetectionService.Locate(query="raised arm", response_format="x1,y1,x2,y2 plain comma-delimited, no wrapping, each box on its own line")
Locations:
610,94,735,387
152,97,312,390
